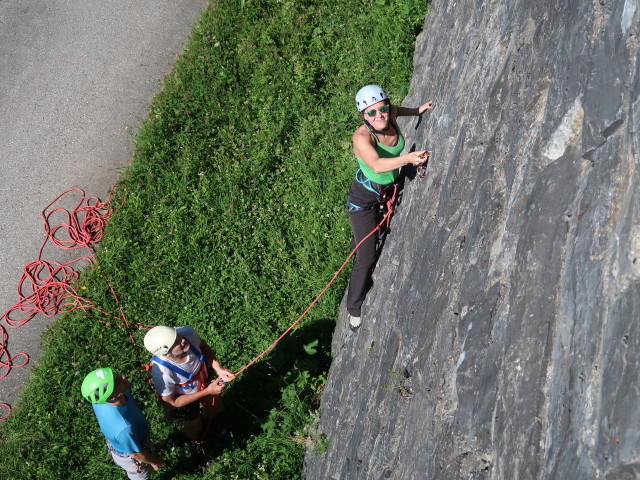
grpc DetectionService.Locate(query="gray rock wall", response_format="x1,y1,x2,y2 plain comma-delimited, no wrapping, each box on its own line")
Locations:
305,1,640,479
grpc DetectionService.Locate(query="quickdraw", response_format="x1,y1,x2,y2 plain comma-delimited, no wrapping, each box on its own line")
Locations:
375,183,398,232
417,149,431,179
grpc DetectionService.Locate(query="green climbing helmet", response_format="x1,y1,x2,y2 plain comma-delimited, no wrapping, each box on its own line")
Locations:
81,367,115,404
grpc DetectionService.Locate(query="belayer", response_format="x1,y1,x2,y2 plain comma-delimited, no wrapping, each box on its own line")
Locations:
143,325,235,441
346,84,433,331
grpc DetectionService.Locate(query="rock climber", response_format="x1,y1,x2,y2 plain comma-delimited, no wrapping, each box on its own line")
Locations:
346,84,433,331
143,325,235,440
82,367,164,479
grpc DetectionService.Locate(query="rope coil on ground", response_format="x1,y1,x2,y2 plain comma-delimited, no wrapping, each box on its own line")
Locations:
0,187,152,419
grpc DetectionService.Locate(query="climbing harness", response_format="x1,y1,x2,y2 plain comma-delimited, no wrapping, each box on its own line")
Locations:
150,341,207,394
354,168,387,195
106,438,150,474
348,169,399,229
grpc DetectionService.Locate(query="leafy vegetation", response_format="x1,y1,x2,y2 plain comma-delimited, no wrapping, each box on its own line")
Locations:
0,0,428,478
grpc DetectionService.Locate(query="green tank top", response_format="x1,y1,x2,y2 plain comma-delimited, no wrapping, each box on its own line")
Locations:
356,119,405,185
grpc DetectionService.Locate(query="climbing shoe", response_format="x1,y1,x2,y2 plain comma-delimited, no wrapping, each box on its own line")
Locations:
349,315,361,332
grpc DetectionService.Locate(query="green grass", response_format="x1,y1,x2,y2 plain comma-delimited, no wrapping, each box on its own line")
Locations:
0,0,429,478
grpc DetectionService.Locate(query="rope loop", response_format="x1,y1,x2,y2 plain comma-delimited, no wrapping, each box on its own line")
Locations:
3,258,94,328
0,325,29,379
42,188,112,250
0,187,138,421
0,402,11,421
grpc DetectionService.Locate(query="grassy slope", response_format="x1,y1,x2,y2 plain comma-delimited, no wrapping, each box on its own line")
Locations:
0,0,428,478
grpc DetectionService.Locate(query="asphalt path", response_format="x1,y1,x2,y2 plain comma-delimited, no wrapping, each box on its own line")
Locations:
0,0,205,416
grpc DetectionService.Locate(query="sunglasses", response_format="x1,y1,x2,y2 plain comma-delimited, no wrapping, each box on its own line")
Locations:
365,104,390,117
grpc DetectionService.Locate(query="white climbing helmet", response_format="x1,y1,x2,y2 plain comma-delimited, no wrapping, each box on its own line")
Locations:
355,84,389,112
144,326,177,356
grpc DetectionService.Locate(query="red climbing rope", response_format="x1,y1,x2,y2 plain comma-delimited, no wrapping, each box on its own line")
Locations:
0,187,155,420
0,177,406,428
0,324,28,420
0,322,28,378
40,188,154,384
2,188,111,327
191,184,399,442
233,183,398,377
41,188,112,250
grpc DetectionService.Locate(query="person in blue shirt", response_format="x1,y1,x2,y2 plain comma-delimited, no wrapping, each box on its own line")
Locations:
82,368,164,479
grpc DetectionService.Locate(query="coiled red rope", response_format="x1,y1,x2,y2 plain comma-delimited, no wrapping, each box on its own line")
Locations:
0,187,153,420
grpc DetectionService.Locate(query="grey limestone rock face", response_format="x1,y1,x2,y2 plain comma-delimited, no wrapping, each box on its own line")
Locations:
305,0,640,479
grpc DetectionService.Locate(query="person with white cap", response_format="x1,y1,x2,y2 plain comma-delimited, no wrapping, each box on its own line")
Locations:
346,84,433,331
143,325,235,440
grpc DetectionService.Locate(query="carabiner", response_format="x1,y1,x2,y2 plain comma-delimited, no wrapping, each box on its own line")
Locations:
417,149,431,179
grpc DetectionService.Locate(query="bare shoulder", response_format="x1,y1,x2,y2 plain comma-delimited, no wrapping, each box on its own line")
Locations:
353,124,373,145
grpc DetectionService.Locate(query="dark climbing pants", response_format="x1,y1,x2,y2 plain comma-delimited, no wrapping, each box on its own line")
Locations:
346,180,386,317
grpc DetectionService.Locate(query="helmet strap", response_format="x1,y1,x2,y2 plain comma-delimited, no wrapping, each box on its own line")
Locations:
363,119,389,135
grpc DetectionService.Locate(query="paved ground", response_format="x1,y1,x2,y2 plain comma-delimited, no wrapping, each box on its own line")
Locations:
0,0,205,415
